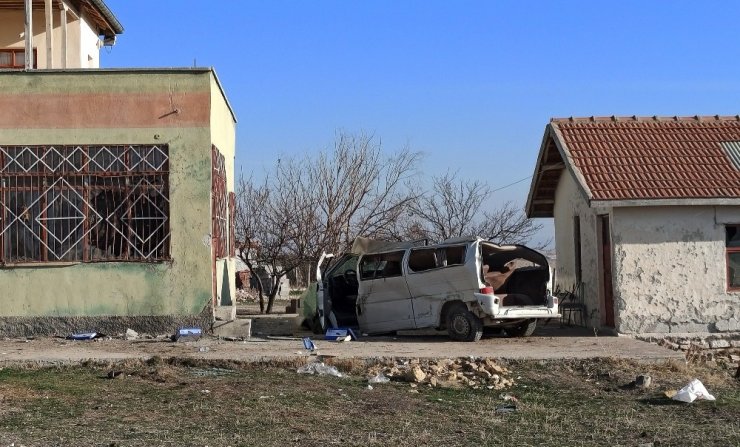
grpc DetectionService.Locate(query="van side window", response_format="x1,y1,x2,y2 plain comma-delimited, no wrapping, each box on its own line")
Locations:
443,246,466,266
359,251,405,280
408,248,437,272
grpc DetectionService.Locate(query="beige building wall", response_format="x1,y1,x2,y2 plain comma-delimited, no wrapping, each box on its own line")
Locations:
552,169,605,329
0,7,101,69
210,74,238,306
612,206,740,334
0,69,236,334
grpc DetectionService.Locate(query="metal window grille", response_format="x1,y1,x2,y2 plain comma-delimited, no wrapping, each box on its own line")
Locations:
212,145,227,259
228,191,236,257
0,145,170,264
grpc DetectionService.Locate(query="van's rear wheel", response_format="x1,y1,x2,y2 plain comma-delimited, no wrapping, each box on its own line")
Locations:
505,319,537,337
446,303,483,342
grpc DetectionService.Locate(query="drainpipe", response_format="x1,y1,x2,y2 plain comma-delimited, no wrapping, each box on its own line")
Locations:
24,0,33,69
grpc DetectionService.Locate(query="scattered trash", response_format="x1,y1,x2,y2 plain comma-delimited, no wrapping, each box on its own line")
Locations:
125,328,139,340
302,337,317,352
107,370,123,379
672,379,716,403
297,362,345,377
198,346,210,353
335,335,352,342
259,395,271,399
366,385,374,390
324,327,358,341
367,373,391,384
495,403,518,413
67,332,102,340
201,389,210,394
172,327,202,342
500,393,519,403
664,389,678,399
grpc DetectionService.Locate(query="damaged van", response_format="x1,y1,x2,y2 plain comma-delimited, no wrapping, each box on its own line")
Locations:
315,237,559,342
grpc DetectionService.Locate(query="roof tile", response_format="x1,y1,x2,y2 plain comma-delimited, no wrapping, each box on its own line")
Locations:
552,116,740,200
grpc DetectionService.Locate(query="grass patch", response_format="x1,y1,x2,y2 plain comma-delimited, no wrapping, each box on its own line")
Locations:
0,358,736,446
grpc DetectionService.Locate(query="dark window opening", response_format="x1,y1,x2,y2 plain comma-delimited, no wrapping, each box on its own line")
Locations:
0,145,170,264
574,215,582,283
727,225,740,291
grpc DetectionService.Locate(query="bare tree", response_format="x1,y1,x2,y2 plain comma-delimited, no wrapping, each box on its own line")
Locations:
234,159,319,314
405,172,543,246
234,131,421,314
307,131,422,255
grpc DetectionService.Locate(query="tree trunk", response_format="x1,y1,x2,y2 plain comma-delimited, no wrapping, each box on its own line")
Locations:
265,274,284,314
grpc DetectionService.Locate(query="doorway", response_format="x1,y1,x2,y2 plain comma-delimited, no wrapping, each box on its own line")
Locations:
599,215,615,327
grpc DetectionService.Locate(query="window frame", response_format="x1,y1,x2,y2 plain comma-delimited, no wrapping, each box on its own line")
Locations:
727,224,740,292
0,48,36,69
359,250,405,281
0,144,170,265
406,244,468,274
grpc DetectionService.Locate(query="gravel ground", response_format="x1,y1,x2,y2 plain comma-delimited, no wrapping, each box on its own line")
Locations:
0,325,683,365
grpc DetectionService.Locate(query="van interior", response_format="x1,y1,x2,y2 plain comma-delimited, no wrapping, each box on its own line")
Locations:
480,243,549,306
324,254,360,327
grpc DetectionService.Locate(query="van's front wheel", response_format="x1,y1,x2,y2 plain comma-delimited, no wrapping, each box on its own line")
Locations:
505,319,537,337
446,304,483,342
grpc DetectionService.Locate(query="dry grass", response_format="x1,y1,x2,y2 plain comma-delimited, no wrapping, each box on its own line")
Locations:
0,357,736,446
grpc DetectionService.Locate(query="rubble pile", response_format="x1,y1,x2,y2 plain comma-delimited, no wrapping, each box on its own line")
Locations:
366,357,516,390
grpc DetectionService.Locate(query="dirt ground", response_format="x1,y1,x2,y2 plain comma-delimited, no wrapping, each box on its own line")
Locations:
0,325,683,366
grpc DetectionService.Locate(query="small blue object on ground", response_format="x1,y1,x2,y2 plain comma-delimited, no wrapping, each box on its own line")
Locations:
67,332,98,340
324,327,358,341
302,337,317,351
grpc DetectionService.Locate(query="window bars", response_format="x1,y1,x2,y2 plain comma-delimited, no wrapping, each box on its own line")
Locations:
211,146,227,259
0,145,170,264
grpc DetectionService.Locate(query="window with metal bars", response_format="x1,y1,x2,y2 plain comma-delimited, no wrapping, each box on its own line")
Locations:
228,191,236,257
212,146,227,259
0,145,170,264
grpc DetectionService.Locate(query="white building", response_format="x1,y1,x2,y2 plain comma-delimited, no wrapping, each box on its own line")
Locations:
0,0,122,69
527,116,740,335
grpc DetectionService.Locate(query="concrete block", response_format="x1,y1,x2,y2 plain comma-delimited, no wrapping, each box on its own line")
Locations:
214,305,236,322
213,318,251,338
714,318,739,332
709,339,731,349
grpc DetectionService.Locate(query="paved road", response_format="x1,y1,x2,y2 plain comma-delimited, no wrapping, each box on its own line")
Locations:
0,326,682,365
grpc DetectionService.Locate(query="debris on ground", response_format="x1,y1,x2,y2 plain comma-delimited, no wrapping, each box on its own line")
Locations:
297,361,345,377
302,337,317,352
67,332,102,341
365,357,516,390
368,373,391,384
125,329,139,340
495,403,518,413
672,379,716,403
172,327,202,342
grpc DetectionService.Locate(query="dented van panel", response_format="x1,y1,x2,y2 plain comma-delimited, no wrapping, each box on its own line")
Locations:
316,237,559,341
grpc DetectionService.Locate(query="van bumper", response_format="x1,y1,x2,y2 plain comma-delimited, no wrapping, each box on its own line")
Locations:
474,293,560,319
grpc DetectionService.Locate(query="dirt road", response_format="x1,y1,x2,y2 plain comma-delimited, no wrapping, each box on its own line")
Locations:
0,326,682,365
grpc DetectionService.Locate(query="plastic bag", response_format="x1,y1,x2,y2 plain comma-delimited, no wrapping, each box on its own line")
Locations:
672,379,716,403
297,362,345,377
368,373,391,384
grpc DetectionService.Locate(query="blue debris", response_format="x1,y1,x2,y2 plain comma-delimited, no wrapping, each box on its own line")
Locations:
67,332,99,340
302,337,317,352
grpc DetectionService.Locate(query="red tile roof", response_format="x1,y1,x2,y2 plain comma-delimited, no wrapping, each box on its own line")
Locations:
551,116,740,201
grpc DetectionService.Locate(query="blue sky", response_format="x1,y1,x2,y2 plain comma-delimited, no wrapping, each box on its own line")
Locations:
101,1,740,245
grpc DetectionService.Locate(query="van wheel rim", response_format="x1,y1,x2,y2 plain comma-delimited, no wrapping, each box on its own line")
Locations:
452,315,470,334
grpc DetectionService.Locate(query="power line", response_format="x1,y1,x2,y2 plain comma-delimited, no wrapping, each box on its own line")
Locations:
490,175,532,193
